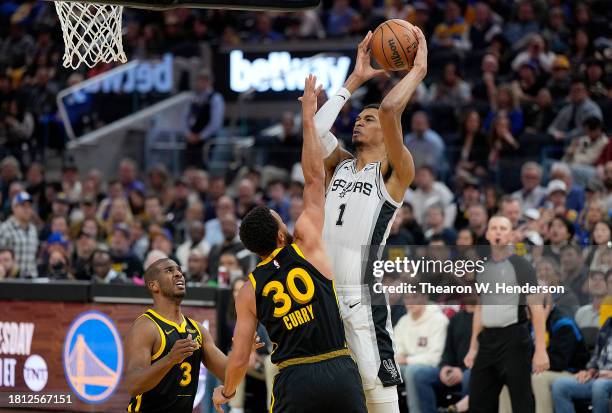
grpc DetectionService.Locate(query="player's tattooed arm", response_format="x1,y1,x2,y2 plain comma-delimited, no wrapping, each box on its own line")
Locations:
378,27,428,200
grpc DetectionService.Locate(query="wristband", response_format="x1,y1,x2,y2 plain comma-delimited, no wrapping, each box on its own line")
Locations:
221,388,236,399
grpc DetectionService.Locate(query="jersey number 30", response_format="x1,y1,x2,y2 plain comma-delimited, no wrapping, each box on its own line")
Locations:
262,268,315,317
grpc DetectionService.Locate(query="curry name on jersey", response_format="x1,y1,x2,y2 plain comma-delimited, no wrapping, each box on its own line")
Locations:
323,159,401,286
127,309,203,413
250,243,347,365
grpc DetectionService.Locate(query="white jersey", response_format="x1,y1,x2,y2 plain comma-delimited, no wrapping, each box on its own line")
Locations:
323,159,401,286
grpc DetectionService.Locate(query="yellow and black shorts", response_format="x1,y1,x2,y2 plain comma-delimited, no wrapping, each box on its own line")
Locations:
270,352,366,413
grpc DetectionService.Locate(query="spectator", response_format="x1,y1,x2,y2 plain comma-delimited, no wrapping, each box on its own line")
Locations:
469,2,502,51
584,59,608,101
287,196,303,234
536,256,580,316
523,88,556,135
549,162,586,214
207,213,252,278
404,111,446,172
484,84,524,136
90,249,129,284
548,79,603,142
0,192,38,277
575,270,608,329
0,98,35,164
511,162,547,211
541,7,570,54
513,62,544,104
426,62,472,107
235,178,259,220
176,220,210,269
503,0,540,45
544,215,576,262
455,110,489,181
551,317,612,413
72,231,97,280
472,53,500,104
413,303,475,413
109,223,143,279
488,111,520,169
249,13,284,43
266,180,290,223
185,249,212,285
395,290,449,413
585,222,612,270
466,204,489,244
405,166,457,229
185,69,225,168
563,117,608,187
546,55,572,102
424,203,457,245
166,177,190,240
559,244,589,305
205,195,236,246
46,249,71,280
117,158,143,194
499,195,521,230
454,177,483,230
569,27,594,70
325,0,356,38
511,34,556,74
0,247,20,279
431,0,470,52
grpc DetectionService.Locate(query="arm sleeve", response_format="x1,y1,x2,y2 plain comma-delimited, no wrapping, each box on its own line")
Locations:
313,87,351,138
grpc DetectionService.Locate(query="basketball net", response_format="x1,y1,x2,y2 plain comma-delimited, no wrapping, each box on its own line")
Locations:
54,1,127,69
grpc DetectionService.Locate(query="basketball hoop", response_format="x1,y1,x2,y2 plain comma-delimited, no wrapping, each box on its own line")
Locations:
51,0,321,69
54,1,126,69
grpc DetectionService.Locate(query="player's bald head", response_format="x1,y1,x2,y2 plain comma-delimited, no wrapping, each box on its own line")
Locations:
144,258,173,283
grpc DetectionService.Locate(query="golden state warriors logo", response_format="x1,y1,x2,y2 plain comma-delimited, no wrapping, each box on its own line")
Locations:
63,311,123,404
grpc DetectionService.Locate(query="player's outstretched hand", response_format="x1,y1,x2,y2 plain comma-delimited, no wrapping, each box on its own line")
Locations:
213,386,231,413
411,26,428,77
352,31,388,82
167,334,199,365
298,74,323,119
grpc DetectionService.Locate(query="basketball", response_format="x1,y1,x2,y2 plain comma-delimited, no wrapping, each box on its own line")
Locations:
371,19,419,71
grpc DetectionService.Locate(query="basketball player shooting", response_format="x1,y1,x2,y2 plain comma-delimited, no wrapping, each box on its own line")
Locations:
317,27,427,413
212,75,367,413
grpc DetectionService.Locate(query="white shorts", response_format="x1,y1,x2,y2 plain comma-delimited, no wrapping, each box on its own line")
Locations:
336,285,402,404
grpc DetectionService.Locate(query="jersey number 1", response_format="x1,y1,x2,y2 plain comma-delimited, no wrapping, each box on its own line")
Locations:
336,204,346,226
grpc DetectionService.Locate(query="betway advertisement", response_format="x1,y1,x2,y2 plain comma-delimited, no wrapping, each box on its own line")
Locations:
215,46,356,100
0,302,216,412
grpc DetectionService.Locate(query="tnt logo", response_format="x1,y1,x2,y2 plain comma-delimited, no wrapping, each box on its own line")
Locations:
23,355,48,392
63,311,123,404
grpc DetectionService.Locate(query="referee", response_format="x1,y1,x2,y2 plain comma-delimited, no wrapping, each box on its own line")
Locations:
464,215,550,413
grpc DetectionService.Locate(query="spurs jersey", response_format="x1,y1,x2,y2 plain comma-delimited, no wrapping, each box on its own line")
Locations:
323,159,401,286
323,158,404,393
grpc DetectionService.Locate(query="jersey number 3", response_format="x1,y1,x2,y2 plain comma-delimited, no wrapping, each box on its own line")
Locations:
336,203,346,226
179,362,192,387
262,268,315,317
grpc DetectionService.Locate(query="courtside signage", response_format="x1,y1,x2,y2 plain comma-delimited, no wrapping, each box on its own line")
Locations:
63,311,123,404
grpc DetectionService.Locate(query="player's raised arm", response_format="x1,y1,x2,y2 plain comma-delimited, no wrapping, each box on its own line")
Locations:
378,27,428,194
316,31,386,185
